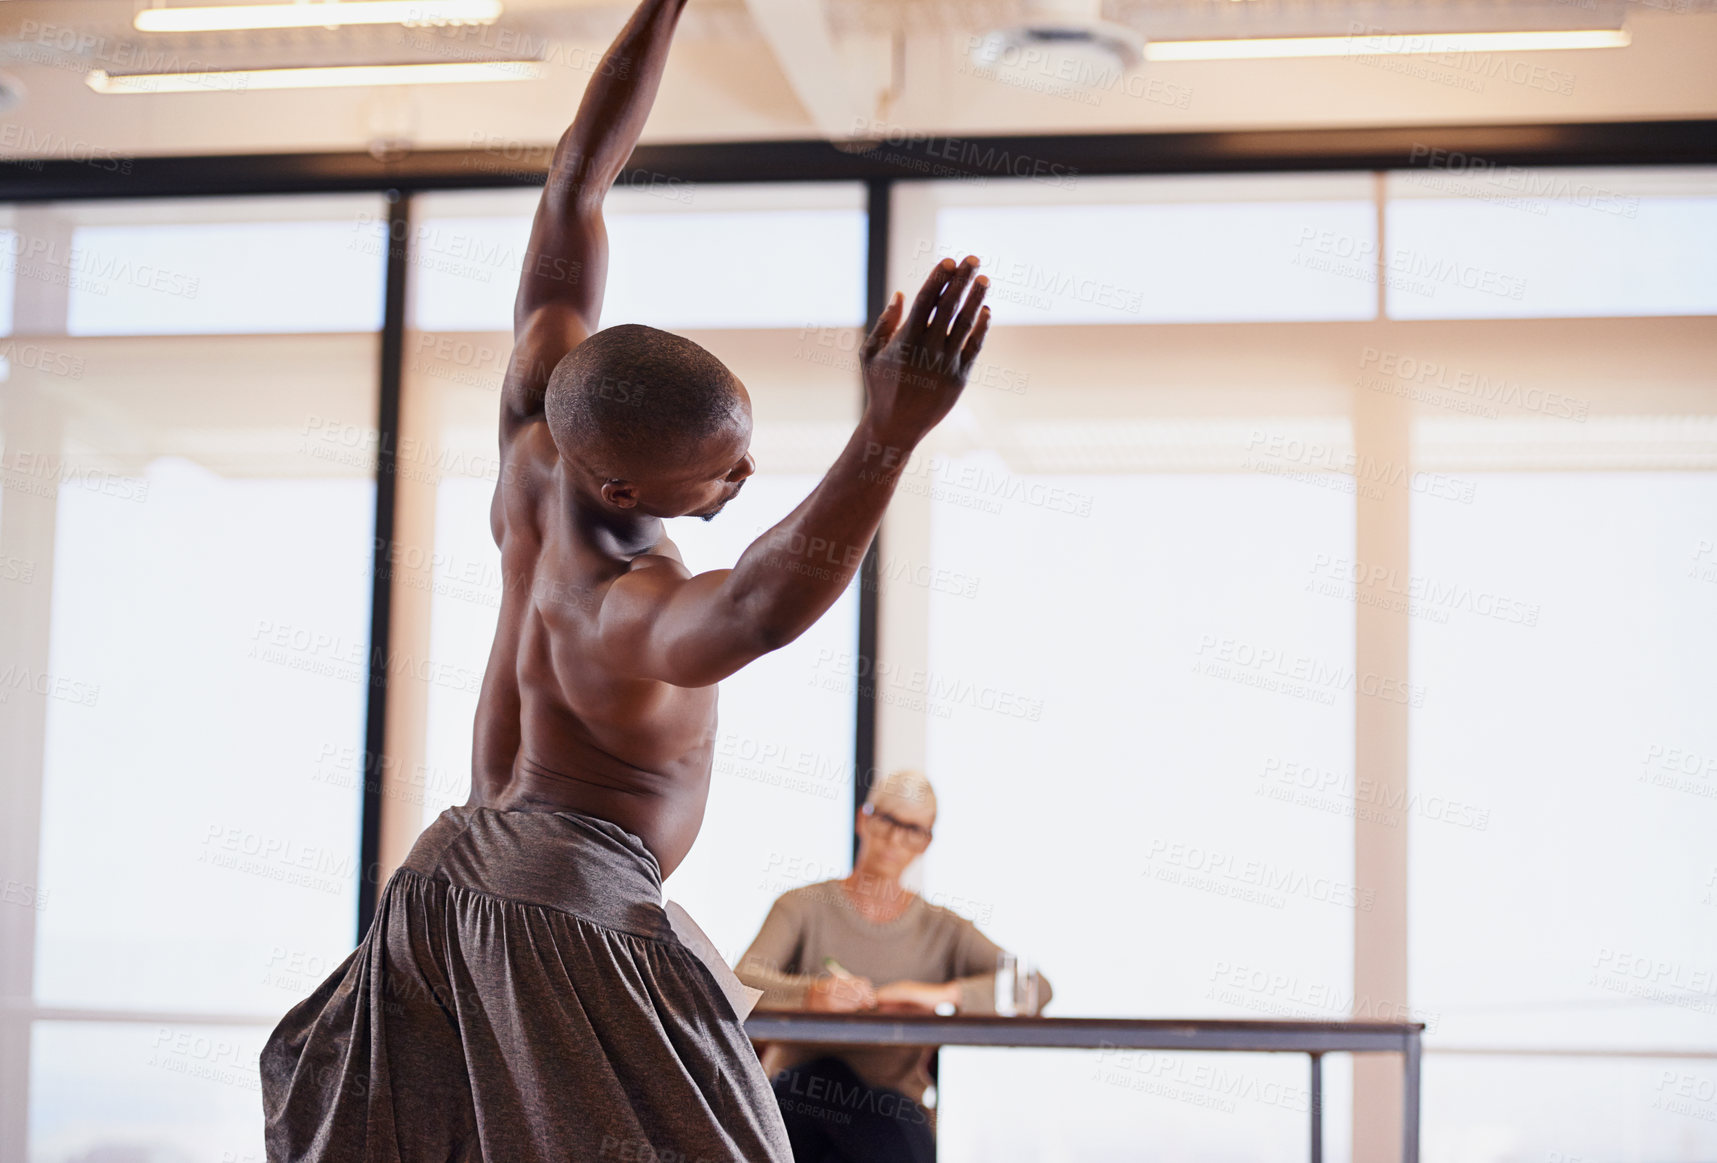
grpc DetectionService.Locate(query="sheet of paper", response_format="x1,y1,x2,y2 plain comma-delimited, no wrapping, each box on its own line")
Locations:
664,899,765,1023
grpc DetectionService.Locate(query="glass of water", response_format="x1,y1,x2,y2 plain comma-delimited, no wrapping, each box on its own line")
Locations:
995,951,1018,1016
1017,959,1041,1016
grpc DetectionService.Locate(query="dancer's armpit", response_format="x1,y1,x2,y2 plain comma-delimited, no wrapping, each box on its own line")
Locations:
498,303,593,437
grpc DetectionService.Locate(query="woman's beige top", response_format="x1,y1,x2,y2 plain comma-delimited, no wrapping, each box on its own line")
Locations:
735,879,1053,1104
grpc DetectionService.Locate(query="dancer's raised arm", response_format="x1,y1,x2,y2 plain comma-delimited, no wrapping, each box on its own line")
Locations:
501,0,690,438
596,256,992,687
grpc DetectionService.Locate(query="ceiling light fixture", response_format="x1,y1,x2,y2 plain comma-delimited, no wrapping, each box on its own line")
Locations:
86,60,542,93
133,1,503,34
1145,28,1631,62
974,0,1145,74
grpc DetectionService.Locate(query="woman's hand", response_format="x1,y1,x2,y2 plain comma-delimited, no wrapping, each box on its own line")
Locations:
804,974,876,1012
873,980,958,1014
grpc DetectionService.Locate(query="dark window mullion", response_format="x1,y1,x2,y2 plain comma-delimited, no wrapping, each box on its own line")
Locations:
853,177,891,862
358,189,410,939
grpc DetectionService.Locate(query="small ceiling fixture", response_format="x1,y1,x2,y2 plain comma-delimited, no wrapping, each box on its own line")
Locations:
133,1,503,34
971,0,1145,77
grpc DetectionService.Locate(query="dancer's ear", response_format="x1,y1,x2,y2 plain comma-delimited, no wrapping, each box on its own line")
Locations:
601,479,640,509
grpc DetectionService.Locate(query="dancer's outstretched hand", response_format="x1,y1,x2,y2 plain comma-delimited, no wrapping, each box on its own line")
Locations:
860,255,991,445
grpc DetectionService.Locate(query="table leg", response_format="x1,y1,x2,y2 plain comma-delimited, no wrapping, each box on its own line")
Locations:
1402,1034,1421,1163
1309,1052,1324,1163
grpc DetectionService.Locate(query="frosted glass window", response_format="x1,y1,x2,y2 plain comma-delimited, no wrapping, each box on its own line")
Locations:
605,210,866,331
411,186,868,333
66,219,387,335
30,1022,272,1163
409,213,533,335
34,461,372,1012
940,1049,1352,1163
14,159,1713,1163
418,476,505,824
1411,471,1717,1156
20,195,384,1032
920,467,1355,1158
930,199,1379,323
1422,1056,1717,1162
1411,471,1717,1049
1385,176,1717,319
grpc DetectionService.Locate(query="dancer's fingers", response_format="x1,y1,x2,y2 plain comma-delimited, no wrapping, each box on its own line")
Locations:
905,258,957,335
947,275,989,352
862,291,904,361
932,255,980,331
959,306,992,370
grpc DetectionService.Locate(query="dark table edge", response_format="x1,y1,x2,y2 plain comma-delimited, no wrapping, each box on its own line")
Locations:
744,1014,1424,1053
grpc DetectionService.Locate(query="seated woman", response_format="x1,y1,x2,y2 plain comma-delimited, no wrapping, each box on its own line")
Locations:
737,769,1052,1163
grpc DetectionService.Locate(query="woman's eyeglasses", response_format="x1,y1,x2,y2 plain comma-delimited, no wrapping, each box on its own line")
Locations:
861,803,933,851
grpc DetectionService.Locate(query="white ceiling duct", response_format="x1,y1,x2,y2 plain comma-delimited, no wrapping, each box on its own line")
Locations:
969,0,1145,79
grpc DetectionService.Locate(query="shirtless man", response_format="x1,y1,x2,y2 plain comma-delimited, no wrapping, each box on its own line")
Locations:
260,1,990,1159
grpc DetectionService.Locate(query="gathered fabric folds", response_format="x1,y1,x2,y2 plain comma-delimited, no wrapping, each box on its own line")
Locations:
260,805,792,1163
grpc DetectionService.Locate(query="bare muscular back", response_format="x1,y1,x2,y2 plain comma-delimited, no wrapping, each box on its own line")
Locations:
456,0,988,886
469,420,719,879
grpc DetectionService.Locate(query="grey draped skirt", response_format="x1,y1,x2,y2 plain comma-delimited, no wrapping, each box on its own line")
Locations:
260,805,792,1163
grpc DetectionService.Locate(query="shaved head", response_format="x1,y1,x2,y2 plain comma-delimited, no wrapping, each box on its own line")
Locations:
544,323,747,476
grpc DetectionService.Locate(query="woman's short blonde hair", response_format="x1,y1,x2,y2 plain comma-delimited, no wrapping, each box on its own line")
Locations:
864,769,937,818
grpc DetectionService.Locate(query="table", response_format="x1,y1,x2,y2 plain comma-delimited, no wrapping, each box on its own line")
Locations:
744,1013,1423,1163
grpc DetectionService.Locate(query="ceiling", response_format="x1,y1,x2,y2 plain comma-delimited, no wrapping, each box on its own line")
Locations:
0,0,1712,158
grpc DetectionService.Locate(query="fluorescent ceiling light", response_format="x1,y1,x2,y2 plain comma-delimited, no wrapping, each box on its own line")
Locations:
1145,28,1631,61
134,1,503,33
87,60,543,93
